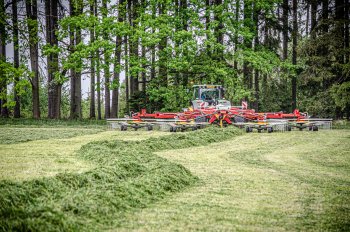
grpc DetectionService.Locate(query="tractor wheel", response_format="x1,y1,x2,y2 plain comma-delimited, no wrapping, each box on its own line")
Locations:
121,125,127,131
312,125,318,131
268,127,273,133
147,125,153,131
234,115,246,123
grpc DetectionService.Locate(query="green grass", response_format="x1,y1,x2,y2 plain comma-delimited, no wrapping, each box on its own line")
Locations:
1,125,349,231
0,127,104,144
118,130,350,231
0,127,242,231
0,129,171,181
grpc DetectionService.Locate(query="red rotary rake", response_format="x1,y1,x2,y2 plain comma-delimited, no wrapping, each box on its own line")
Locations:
107,84,332,133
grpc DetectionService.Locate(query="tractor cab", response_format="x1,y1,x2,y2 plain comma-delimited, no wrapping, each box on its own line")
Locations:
191,85,231,110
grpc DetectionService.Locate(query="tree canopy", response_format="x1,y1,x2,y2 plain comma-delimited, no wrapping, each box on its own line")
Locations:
0,0,349,119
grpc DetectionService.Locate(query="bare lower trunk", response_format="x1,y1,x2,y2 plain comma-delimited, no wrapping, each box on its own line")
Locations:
26,0,40,119
111,35,122,118
96,49,102,120
69,1,82,119
46,0,61,119
292,0,298,110
0,0,8,117
102,0,110,118
89,2,96,119
124,36,130,114
13,0,20,118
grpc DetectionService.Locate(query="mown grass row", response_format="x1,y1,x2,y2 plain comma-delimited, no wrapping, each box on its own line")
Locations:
0,128,104,144
0,118,106,128
0,127,242,231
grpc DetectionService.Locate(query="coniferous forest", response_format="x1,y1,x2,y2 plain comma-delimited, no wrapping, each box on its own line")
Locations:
0,0,349,119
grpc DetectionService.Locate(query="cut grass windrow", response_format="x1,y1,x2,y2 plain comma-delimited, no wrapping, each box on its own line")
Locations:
0,127,242,231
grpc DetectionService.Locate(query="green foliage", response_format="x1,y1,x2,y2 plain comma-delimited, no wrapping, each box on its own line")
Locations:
0,60,30,110
331,82,350,111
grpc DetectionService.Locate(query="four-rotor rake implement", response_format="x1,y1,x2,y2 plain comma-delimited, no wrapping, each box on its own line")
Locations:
107,85,332,133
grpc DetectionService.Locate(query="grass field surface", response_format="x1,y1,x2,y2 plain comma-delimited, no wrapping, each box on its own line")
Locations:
119,130,350,231
0,128,170,181
0,125,349,231
0,127,241,230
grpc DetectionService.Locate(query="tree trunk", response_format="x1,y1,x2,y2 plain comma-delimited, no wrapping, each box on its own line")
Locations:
180,0,188,86
214,0,223,60
69,0,82,119
89,1,96,119
282,0,288,60
102,0,110,118
0,0,8,117
233,0,239,70
96,49,102,120
345,0,349,65
292,0,297,111
128,0,137,96
111,0,125,118
124,35,130,114
12,0,20,118
150,2,156,83
158,1,167,87
310,0,317,39
243,0,252,102
205,0,211,57
127,0,133,95
1,6,8,119
253,4,259,111
141,0,146,92
46,0,61,119
322,0,329,33
26,0,40,119
306,2,309,36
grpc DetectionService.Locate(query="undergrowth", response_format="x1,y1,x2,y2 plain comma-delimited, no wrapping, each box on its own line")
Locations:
0,127,242,231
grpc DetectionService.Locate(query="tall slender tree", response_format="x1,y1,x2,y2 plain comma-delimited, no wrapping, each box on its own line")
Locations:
282,0,288,60
253,3,259,111
69,0,83,119
102,0,110,118
111,0,125,118
46,0,61,119
243,0,253,101
292,0,298,110
89,0,96,119
0,0,8,117
26,0,40,119
12,0,20,118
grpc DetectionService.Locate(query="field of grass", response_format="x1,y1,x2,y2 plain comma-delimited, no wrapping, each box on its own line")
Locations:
0,128,170,181
0,124,349,231
119,130,350,231
0,126,241,230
